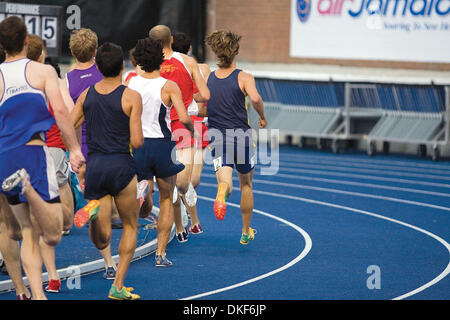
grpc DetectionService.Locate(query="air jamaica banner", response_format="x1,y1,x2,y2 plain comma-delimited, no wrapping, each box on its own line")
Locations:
290,0,450,62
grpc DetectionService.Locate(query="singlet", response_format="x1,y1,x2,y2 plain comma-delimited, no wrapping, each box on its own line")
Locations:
128,76,171,139
160,52,194,121
0,58,54,153
206,69,250,132
46,103,66,150
83,85,131,155
66,63,103,154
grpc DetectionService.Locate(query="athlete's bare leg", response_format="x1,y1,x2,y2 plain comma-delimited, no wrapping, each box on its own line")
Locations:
173,146,194,233
237,170,254,235
111,177,139,291
0,195,30,299
185,147,206,226
155,175,176,258
60,182,74,232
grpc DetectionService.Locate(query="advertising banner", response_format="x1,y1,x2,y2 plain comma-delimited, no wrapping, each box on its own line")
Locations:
290,0,450,62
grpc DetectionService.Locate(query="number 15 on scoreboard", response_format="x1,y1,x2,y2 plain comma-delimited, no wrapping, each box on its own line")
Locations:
24,15,57,48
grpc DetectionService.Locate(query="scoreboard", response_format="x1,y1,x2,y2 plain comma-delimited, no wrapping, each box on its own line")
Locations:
0,2,63,56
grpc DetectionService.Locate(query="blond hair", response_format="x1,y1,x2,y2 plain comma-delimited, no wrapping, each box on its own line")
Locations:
69,28,98,63
205,30,241,69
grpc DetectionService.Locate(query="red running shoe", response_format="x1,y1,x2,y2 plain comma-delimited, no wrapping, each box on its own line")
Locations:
188,223,203,235
45,279,61,293
17,293,32,300
214,183,228,221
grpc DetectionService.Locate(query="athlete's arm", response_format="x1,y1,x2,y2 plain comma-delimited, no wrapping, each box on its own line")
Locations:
59,78,75,113
164,80,195,137
123,88,144,149
71,88,87,130
240,71,267,129
195,63,211,117
43,65,85,172
183,54,210,103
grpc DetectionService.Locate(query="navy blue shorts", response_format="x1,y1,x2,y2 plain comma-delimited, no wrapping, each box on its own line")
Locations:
0,145,60,205
134,138,185,180
84,153,136,200
210,132,256,174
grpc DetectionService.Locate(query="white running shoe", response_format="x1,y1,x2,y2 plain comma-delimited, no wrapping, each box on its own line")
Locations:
184,182,197,207
181,200,189,228
2,169,29,194
173,186,178,204
137,180,149,208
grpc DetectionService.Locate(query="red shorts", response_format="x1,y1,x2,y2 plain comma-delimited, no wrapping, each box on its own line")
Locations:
171,118,209,150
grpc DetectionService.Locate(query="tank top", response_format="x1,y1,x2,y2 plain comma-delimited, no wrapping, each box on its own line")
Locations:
206,69,249,132
0,58,54,153
66,63,103,148
83,85,130,155
160,52,194,121
46,102,66,150
128,76,171,139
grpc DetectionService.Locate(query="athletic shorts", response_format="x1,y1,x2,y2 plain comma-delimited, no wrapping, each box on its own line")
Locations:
171,118,209,150
134,138,185,180
84,153,136,200
48,147,70,188
0,145,60,205
210,131,256,174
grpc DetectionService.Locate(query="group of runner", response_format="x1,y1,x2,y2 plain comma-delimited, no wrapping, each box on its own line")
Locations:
0,17,267,300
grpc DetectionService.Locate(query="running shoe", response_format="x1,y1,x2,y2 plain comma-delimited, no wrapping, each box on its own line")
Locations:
172,186,178,204
74,200,100,228
17,293,32,300
2,169,29,194
103,266,116,280
155,254,172,267
45,279,61,293
213,182,228,221
188,223,203,235
184,182,197,207
180,200,189,228
108,285,140,300
137,180,149,208
240,228,257,245
176,228,188,243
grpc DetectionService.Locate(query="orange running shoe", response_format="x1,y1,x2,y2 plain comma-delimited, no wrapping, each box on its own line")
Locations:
214,183,228,221
74,200,100,228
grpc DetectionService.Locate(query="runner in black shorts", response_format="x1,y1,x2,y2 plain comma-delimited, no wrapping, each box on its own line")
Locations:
71,42,144,300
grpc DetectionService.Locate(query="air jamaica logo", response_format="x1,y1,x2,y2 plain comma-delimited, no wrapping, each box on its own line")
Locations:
297,0,311,23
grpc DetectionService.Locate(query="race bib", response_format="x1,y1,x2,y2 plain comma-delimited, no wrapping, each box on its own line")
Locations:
213,157,223,172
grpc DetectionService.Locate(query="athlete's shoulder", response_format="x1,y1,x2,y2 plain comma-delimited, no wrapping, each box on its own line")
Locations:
123,86,142,101
238,70,255,82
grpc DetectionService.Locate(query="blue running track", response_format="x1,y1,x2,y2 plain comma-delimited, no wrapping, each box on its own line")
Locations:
0,146,449,301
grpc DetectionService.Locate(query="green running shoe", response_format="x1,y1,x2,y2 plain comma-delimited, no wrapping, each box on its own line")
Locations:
240,228,257,245
108,285,140,300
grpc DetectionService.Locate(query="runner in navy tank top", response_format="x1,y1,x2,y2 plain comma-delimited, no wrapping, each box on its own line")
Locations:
205,30,267,245
71,42,143,300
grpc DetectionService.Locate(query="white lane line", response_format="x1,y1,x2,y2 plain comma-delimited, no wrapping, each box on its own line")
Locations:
198,182,449,300
274,167,450,189
180,196,313,301
278,152,450,170
200,175,450,212
272,159,450,176
274,161,450,181
246,188,450,301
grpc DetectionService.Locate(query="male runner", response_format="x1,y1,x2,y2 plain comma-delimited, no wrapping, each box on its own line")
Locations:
149,25,209,243
26,34,74,293
205,30,267,245
0,16,84,300
71,42,143,300
66,28,117,279
128,37,194,266
172,32,211,235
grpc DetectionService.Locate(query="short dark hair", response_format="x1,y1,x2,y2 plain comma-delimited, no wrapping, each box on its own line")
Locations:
0,45,5,64
96,42,124,78
133,38,164,73
0,16,27,56
172,32,191,54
